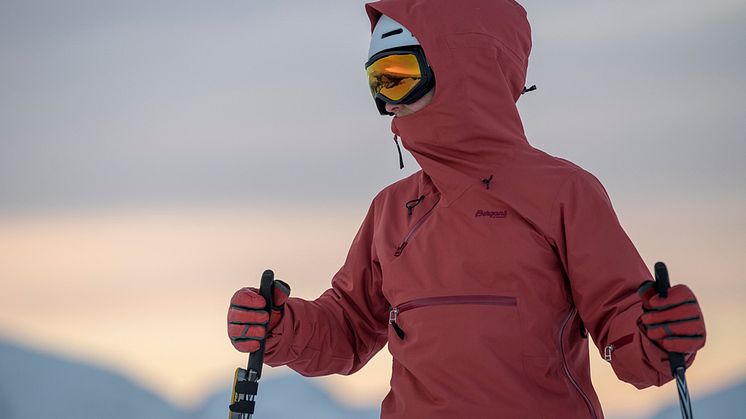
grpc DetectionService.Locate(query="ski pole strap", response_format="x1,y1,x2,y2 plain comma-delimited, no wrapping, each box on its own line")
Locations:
234,380,259,395
229,400,256,414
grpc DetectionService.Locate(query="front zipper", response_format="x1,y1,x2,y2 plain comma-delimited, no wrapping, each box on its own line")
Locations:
394,196,440,256
389,295,517,340
559,308,598,419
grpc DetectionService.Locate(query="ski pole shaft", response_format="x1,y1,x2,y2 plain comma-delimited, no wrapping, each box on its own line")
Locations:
654,262,694,419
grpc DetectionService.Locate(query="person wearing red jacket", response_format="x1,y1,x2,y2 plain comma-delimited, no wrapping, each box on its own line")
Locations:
228,1,706,418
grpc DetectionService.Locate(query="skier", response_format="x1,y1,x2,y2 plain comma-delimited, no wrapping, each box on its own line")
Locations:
227,1,706,417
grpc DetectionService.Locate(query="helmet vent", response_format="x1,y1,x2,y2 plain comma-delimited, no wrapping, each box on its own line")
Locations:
381,28,403,39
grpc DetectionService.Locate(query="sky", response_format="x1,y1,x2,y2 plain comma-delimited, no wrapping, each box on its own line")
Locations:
1,0,745,417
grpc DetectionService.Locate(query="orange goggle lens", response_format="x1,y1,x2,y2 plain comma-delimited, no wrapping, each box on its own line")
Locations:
366,53,422,102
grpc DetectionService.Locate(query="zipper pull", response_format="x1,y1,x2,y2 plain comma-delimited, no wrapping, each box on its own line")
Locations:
389,307,405,339
393,242,408,257
604,334,633,363
604,344,614,362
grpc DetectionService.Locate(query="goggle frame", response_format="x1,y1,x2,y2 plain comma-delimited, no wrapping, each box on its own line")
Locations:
365,46,436,116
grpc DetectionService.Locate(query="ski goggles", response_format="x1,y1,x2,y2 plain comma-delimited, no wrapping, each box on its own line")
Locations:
365,47,435,115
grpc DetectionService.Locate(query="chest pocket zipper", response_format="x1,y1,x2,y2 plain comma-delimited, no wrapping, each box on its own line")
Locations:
394,196,440,256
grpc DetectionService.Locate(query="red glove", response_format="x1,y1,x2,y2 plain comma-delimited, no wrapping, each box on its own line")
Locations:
638,281,706,354
227,279,291,353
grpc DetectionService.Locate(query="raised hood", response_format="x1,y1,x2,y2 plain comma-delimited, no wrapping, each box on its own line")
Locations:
365,0,534,205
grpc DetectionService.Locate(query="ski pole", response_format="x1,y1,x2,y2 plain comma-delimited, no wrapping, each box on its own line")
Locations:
228,269,275,419
654,261,694,419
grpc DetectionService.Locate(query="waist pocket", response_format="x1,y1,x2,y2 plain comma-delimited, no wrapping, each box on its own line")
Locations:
388,294,517,340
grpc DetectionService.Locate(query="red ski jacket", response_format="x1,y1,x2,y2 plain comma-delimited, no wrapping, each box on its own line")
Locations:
265,1,682,417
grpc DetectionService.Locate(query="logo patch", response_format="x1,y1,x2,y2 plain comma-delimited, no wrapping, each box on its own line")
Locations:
475,209,508,219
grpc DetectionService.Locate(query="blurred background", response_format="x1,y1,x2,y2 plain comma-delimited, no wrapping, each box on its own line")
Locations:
1,0,744,418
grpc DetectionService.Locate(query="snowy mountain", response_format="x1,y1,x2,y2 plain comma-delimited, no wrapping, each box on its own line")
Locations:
1,338,743,419
0,339,379,419
0,339,183,419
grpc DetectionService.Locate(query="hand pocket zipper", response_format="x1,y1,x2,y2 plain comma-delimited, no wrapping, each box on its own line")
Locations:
388,295,518,340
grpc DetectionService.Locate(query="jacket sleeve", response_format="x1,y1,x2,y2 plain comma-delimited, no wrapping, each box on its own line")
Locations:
263,198,389,376
548,169,688,389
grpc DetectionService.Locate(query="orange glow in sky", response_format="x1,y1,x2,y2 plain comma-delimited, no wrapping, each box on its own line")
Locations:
1,199,744,416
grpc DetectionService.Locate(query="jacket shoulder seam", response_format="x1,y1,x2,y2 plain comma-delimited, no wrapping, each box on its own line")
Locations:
546,169,582,243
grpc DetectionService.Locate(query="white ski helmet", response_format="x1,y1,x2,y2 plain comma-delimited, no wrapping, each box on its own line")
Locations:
368,14,421,60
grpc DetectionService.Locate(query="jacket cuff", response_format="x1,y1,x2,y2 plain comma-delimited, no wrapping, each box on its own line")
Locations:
606,303,672,388
264,297,299,367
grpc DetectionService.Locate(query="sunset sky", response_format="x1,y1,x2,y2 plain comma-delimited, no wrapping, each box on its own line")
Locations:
1,0,744,417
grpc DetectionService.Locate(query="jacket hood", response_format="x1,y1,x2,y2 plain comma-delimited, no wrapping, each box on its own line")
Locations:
365,0,533,205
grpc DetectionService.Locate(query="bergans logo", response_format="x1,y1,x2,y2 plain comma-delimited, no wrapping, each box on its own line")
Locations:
475,209,508,218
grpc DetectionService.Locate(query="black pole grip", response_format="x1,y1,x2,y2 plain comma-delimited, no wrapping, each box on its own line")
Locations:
654,262,670,298
247,269,275,381
654,262,687,376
